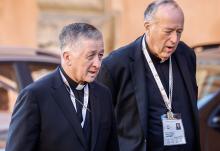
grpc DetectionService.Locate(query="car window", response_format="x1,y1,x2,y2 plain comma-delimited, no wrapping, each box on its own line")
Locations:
0,63,18,149
0,63,18,111
197,67,220,99
195,44,220,99
28,63,58,81
0,62,58,112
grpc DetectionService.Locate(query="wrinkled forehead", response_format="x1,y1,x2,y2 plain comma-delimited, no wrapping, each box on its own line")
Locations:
77,37,104,52
150,5,184,28
78,37,104,47
62,36,104,53
154,4,184,20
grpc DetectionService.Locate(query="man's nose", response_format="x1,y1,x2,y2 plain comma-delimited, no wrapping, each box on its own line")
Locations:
170,32,179,44
93,56,101,68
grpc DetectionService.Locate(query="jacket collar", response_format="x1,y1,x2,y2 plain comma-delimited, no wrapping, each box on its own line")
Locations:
51,68,100,150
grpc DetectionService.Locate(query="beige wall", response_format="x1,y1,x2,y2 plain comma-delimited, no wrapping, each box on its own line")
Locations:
114,0,220,48
179,0,220,46
0,0,220,50
0,0,38,47
36,0,117,54
112,0,146,47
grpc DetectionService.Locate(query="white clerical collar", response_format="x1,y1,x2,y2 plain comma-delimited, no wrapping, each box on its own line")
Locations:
76,84,86,90
160,59,166,63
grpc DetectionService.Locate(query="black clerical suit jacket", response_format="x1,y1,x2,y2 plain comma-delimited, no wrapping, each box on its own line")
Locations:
6,68,119,151
97,35,201,151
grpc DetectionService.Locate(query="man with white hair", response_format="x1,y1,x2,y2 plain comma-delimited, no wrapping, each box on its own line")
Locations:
97,0,201,151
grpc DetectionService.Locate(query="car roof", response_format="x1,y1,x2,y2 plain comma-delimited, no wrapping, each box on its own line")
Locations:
0,47,60,64
194,44,220,66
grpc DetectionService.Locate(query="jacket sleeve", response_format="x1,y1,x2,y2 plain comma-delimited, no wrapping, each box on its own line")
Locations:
97,63,117,106
5,89,40,151
189,48,198,100
106,89,119,151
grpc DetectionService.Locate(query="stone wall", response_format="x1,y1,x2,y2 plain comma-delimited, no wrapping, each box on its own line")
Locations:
37,0,117,55
1,0,220,51
115,0,220,47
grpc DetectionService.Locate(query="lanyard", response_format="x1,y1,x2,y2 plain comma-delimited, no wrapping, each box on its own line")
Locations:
59,69,89,127
142,35,174,119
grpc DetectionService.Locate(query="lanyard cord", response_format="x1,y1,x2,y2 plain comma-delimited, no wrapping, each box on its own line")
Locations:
59,69,90,127
142,35,173,113
63,84,91,113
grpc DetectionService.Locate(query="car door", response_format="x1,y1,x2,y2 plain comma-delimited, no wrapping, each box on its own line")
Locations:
199,91,220,151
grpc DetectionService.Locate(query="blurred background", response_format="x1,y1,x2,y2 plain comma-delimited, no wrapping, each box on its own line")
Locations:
0,0,220,151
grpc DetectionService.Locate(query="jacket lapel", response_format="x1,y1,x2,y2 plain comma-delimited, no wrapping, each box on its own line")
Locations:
130,36,148,138
174,52,197,111
89,83,101,151
51,69,87,148
174,51,200,148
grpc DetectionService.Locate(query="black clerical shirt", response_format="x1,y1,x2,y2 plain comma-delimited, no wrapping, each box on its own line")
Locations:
143,46,196,151
60,67,85,123
59,67,92,148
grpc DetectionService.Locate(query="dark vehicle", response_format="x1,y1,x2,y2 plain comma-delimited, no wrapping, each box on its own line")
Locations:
0,47,60,149
195,44,220,151
198,91,220,151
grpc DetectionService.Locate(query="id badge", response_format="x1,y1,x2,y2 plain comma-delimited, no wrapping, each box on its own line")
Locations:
161,113,186,146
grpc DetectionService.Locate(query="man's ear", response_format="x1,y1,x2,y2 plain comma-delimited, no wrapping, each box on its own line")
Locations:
63,51,71,66
144,21,151,34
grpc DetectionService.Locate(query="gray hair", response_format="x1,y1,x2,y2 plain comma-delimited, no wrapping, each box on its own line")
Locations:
144,0,181,22
59,23,102,51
